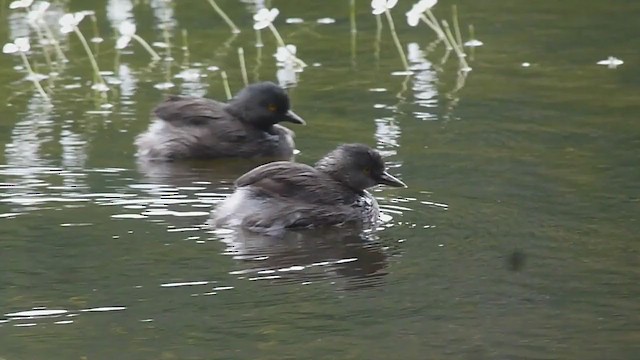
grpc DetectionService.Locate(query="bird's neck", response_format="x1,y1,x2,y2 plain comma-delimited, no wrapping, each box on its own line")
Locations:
315,161,365,195
224,103,274,132
224,102,244,120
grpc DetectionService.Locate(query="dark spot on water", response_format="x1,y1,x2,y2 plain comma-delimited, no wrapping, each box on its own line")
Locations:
507,250,526,272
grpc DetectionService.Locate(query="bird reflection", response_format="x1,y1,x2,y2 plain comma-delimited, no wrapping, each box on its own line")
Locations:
5,95,54,168
136,156,294,186
215,226,389,290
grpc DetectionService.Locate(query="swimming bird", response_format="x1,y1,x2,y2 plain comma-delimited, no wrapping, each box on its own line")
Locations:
135,82,305,161
213,143,406,234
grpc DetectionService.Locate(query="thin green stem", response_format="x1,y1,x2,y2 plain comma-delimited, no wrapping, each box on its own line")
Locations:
206,0,241,34
73,26,107,87
451,5,463,49
32,25,53,69
221,71,232,100
425,10,452,50
384,9,409,70
181,29,189,52
350,0,357,34
41,22,68,62
19,52,50,101
267,23,286,47
253,45,262,82
374,14,382,64
468,24,476,60
419,14,446,41
238,47,248,86
132,34,161,60
441,20,469,70
161,25,172,60
255,29,263,47
350,0,357,66
89,14,101,41
440,47,451,66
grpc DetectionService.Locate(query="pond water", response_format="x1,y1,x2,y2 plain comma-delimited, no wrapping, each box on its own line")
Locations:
1,0,639,359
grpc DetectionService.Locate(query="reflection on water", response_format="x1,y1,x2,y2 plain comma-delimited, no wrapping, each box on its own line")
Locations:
2,306,126,328
407,42,438,120
136,156,292,185
5,96,54,168
215,226,388,290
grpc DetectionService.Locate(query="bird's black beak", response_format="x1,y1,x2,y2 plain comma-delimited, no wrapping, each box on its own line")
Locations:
377,171,407,188
282,110,306,125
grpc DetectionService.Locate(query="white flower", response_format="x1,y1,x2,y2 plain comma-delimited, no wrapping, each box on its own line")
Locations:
9,0,33,9
371,0,398,15
274,44,297,65
59,12,85,34
597,56,623,69
406,9,421,26
406,0,437,26
115,21,136,49
416,0,437,12
253,8,279,30
464,39,483,47
26,1,50,25
3,37,30,54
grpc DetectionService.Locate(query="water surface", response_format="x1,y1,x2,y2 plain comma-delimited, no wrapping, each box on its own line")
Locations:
1,0,639,359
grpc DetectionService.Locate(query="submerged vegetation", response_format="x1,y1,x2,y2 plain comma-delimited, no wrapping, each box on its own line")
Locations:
3,0,482,108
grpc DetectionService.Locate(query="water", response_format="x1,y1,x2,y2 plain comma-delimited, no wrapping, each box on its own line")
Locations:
1,0,639,358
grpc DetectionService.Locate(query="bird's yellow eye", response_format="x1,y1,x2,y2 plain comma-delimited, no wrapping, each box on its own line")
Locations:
268,103,277,112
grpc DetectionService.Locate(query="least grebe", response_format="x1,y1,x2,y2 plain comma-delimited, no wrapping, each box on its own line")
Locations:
135,82,305,161
213,143,406,233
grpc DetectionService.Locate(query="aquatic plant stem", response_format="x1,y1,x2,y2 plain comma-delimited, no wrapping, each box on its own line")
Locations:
383,9,409,70
468,24,476,60
89,13,101,42
238,47,248,86
255,29,263,48
253,46,262,82
72,26,108,91
161,25,173,61
221,70,231,100
425,10,452,50
18,52,50,101
451,5,463,49
41,22,68,62
181,29,190,65
350,0,357,65
182,29,189,52
350,0,357,35
132,34,161,60
267,23,307,67
419,14,446,42
206,0,241,34
31,25,53,69
374,14,382,64
441,20,469,70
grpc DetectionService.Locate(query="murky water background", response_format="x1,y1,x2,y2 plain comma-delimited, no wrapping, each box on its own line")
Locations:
1,0,639,359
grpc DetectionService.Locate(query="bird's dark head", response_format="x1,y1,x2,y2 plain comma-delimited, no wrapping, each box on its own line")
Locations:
226,82,305,130
315,143,406,191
